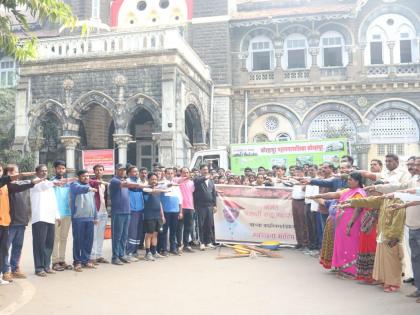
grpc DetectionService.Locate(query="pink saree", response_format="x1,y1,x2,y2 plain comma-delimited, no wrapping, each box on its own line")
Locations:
331,188,366,276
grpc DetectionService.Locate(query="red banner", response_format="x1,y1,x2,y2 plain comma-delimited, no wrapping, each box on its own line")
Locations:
82,149,115,175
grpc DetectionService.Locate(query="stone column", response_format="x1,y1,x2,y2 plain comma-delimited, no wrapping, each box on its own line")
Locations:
160,67,176,166
13,77,31,150
345,45,356,80
29,132,45,167
309,47,320,81
358,42,367,77
113,134,132,165
387,41,396,77
274,48,284,83
353,144,371,170
60,136,80,175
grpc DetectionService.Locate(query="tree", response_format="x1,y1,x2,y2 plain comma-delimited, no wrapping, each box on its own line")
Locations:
0,0,77,61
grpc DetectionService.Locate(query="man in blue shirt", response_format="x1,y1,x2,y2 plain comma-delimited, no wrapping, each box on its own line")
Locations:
51,160,73,272
126,166,146,260
109,164,149,265
158,168,183,256
70,170,97,272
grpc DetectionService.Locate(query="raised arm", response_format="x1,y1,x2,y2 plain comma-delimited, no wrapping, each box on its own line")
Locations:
309,191,341,200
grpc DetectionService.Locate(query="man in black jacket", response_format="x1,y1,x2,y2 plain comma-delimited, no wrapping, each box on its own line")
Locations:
193,164,217,251
3,164,38,280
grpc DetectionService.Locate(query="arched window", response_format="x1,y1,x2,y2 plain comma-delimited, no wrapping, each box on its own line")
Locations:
366,14,417,65
397,25,415,63
307,111,356,140
320,31,345,67
247,36,275,71
253,133,269,143
369,109,419,143
284,34,308,69
370,30,384,65
275,133,291,142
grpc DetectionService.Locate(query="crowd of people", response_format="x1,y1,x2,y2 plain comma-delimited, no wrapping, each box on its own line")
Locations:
0,154,419,304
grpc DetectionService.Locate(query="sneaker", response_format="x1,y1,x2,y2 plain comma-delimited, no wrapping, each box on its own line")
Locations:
12,270,27,279
184,246,195,253
119,257,131,264
2,272,13,282
200,244,206,251
111,259,124,266
205,243,215,249
170,249,180,256
0,278,10,285
145,252,155,261
153,252,165,259
127,255,139,262
160,251,169,257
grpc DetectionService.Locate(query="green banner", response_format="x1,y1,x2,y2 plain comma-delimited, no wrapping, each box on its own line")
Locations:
230,138,348,175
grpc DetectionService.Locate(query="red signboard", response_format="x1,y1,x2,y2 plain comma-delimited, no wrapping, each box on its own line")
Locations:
82,149,115,175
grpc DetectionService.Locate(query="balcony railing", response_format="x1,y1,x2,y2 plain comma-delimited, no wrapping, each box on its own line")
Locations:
320,67,347,80
249,71,274,82
366,63,420,77
283,69,310,81
34,28,211,80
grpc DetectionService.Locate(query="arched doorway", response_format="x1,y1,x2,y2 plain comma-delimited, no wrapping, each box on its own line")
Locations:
36,112,65,164
185,104,204,145
77,103,116,167
127,108,158,170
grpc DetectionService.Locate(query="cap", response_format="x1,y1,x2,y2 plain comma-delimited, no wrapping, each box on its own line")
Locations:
115,163,126,170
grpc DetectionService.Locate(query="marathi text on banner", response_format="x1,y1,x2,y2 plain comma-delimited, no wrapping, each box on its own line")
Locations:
215,185,297,245
82,149,115,175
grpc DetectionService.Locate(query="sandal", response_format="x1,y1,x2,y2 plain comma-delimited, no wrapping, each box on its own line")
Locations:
74,264,83,272
83,262,96,269
384,286,399,293
52,263,65,272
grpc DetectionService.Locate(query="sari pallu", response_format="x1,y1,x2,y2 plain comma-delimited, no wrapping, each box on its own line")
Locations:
332,188,366,276
356,209,378,281
320,200,337,270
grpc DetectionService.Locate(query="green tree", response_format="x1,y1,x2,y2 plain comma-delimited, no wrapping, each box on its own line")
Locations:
0,0,77,61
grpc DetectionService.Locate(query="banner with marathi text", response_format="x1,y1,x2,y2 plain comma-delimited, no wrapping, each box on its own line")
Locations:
215,185,296,245
82,149,115,175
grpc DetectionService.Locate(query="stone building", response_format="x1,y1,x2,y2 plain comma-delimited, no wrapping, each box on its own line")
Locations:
6,0,420,171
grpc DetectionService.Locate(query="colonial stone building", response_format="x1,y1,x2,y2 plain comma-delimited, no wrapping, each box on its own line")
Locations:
6,0,420,170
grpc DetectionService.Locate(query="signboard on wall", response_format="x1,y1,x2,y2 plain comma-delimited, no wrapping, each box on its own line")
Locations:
82,149,115,175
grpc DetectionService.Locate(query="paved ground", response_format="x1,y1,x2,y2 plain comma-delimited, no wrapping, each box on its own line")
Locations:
0,228,419,315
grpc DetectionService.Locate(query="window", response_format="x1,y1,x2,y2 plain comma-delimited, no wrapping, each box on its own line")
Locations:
0,58,16,88
400,33,412,63
253,134,269,143
286,38,307,69
370,34,383,65
377,144,385,156
308,111,356,140
250,40,274,71
92,0,100,20
370,109,419,143
322,36,343,67
275,133,291,142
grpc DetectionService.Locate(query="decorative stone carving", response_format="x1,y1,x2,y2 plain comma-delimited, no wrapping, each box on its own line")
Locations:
113,134,132,149
63,79,74,90
60,136,80,149
357,96,368,108
114,74,127,87
352,143,371,154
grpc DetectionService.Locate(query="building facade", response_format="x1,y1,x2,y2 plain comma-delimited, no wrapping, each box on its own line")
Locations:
7,0,420,170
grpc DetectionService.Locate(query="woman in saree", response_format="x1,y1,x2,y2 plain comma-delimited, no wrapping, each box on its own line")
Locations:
318,199,338,270
310,172,366,278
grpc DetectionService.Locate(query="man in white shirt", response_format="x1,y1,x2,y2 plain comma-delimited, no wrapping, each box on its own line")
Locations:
374,154,411,190
30,164,61,277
